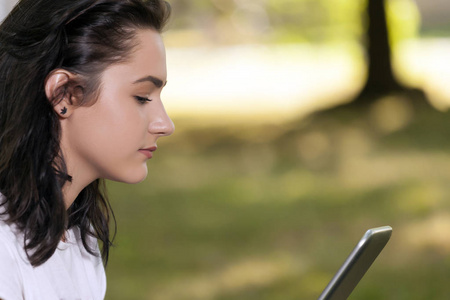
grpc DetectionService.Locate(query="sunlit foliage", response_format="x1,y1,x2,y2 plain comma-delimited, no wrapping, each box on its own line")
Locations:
166,0,419,45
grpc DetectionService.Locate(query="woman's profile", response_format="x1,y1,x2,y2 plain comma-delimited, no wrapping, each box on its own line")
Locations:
0,0,174,299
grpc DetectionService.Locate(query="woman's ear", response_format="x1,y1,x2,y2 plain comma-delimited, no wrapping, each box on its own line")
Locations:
45,69,81,118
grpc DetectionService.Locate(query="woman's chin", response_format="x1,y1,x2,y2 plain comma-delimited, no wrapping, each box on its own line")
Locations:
109,166,148,184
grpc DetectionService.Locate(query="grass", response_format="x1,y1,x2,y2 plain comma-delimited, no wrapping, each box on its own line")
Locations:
104,96,450,300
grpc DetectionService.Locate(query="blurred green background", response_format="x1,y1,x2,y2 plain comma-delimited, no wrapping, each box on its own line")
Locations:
102,0,450,299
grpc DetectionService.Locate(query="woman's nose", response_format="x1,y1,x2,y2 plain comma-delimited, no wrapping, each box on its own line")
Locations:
148,101,175,137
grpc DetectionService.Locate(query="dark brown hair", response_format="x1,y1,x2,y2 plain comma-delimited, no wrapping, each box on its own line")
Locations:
0,0,171,266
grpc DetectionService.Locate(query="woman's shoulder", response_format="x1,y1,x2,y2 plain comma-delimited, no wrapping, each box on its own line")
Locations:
0,220,19,258
0,202,31,271
0,196,27,260
0,219,26,300
0,223,21,265
0,215,28,265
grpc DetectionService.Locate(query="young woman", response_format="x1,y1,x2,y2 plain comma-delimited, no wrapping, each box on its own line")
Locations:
0,0,174,299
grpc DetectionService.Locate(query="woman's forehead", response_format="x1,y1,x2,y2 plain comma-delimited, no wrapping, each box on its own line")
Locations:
100,29,167,85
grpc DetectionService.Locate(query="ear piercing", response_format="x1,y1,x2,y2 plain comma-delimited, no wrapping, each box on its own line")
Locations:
60,107,67,115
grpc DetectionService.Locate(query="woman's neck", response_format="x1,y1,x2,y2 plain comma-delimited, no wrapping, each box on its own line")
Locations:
60,139,98,209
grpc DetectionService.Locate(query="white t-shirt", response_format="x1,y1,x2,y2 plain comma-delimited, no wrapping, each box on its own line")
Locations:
0,204,106,300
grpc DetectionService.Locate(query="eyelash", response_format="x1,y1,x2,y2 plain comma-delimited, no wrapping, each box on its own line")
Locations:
134,96,152,104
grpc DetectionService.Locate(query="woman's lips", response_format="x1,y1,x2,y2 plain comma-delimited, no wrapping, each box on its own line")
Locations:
138,147,157,159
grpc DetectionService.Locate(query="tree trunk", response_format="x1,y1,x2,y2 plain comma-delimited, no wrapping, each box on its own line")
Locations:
357,0,404,100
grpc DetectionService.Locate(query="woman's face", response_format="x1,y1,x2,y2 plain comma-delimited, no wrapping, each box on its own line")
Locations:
61,29,174,184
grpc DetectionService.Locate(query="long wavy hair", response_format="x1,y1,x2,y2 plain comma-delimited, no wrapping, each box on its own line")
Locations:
0,0,171,267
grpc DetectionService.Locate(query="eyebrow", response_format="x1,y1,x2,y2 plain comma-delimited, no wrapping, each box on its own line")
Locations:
133,76,166,88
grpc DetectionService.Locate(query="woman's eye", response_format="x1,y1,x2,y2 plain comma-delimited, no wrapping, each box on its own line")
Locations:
134,96,152,104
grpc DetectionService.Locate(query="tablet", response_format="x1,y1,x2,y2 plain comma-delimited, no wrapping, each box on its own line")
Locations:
317,226,392,300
